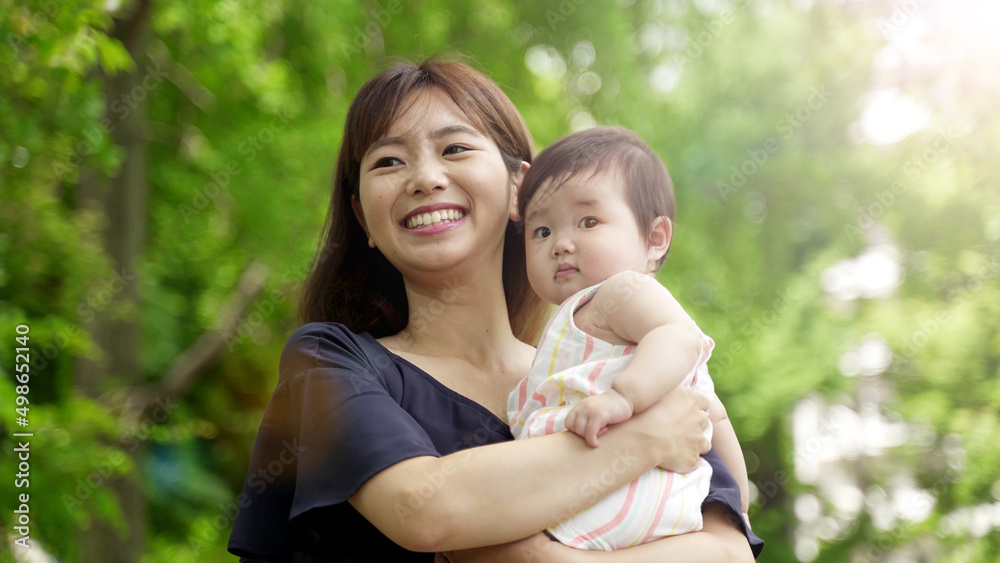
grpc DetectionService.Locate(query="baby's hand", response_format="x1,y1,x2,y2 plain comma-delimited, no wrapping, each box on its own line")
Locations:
565,390,634,447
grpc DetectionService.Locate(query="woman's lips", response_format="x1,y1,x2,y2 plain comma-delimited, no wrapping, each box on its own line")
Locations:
404,208,467,229
404,216,467,236
401,203,468,227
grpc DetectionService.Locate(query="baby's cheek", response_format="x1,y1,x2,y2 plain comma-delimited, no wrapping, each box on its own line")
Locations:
526,270,552,303
582,270,607,290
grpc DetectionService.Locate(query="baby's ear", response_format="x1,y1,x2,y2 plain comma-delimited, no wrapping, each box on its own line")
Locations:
509,160,531,222
646,216,673,267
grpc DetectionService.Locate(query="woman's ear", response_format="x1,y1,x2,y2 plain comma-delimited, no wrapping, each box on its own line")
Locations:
646,216,673,270
509,160,530,222
351,195,377,248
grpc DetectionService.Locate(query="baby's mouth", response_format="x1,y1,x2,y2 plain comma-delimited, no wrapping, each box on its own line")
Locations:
555,264,579,279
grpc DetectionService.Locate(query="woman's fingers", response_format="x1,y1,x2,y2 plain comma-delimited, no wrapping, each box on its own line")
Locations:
699,432,712,455
642,386,712,472
687,386,711,413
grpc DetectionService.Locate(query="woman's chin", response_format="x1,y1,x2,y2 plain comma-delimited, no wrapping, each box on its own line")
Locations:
399,245,502,279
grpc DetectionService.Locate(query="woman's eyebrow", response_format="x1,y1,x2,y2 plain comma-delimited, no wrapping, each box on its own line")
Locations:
432,124,482,139
364,125,481,159
364,137,405,158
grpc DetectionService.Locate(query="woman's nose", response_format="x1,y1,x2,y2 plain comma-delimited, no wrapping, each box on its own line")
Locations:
407,158,447,195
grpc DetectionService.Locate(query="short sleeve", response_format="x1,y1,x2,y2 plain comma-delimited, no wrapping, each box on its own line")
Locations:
703,449,765,558
228,323,442,559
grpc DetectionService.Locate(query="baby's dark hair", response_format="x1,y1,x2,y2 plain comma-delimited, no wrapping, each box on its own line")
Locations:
517,126,676,269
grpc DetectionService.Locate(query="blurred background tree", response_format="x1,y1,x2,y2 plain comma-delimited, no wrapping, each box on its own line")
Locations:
1,0,997,561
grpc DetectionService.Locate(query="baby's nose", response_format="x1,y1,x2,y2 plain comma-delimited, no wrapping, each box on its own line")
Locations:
552,235,575,256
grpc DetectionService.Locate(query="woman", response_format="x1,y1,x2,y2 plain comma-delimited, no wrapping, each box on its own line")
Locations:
228,58,762,561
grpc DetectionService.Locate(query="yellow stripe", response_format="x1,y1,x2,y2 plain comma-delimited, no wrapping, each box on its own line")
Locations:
627,472,664,547
547,318,570,376
668,473,688,534
548,318,570,403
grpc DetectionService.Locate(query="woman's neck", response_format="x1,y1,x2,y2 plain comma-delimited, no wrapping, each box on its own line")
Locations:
392,264,522,367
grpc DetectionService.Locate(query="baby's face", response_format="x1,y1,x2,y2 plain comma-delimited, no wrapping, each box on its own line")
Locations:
523,169,653,305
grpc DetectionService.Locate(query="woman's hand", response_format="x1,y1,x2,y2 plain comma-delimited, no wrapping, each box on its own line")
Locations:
628,385,711,473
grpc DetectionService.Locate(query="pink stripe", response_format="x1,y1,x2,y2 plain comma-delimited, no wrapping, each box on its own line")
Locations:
516,378,529,411
587,361,607,395
622,345,634,355
639,472,675,544
566,478,640,548
545,413,557,434
581,334,595,363
531,391,548,408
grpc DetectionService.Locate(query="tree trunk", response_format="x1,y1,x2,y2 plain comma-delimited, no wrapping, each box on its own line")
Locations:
73,3,152,561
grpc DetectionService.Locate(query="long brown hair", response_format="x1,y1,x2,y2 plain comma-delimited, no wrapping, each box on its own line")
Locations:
299,58,549,344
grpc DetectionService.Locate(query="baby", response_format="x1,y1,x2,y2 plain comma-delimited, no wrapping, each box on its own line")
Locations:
507,127,749,550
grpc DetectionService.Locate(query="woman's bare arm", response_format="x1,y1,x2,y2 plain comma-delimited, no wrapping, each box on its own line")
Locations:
442,503,754,562
349,387,711,552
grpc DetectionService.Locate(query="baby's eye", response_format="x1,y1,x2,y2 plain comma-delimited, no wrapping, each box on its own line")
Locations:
579,217,599,229
373,156,403,169
444,145,470,155
533,226,551,239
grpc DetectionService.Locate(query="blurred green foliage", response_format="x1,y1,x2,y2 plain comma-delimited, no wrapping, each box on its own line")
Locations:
1,0,998,561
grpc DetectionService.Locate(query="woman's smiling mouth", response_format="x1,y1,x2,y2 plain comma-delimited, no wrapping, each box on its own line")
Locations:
404,208,467,229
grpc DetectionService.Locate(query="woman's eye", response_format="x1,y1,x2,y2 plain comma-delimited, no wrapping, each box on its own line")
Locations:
373,156,403,169
579,217,599,229
533,226,551,239
444,145,469,156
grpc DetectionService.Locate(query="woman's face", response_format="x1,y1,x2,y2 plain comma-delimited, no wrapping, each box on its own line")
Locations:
354,88,525,280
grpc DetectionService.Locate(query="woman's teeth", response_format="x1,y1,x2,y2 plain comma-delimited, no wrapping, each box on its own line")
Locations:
405,209,466,229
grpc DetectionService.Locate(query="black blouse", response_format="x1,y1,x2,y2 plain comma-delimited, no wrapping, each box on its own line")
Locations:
228,323,763,561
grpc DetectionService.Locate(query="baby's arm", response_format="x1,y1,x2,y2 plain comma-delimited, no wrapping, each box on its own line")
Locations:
710,393,750,515
565,272,705,447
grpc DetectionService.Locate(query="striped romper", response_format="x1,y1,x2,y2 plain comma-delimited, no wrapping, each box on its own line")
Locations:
507,282,716,550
